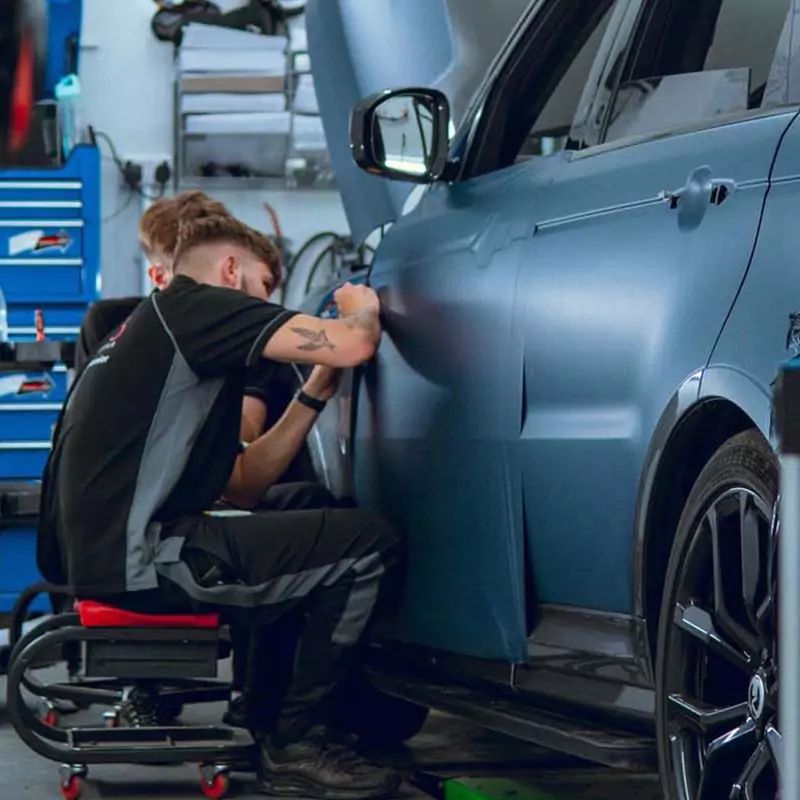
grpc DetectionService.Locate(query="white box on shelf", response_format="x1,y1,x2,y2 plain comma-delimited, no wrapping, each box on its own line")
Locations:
179,48,287,74
293,74,318,114
182,92,286,115
290,26,308,52
293,52,311,73
292,115,327,152
185,110,292,136
182,23,288,51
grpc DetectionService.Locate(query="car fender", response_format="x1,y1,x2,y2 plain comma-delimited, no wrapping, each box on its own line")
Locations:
631,366,770,619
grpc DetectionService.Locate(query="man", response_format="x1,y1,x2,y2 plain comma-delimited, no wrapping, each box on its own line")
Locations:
74,191,341,730
77,192,317,491
39,213,402,798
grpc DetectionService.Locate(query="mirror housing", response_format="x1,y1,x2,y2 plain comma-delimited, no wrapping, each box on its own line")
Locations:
350,87,451,184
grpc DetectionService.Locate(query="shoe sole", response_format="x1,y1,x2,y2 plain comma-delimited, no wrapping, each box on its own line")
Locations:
257,773,401,800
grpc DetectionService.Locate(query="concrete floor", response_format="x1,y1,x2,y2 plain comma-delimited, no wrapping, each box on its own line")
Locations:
0,666,663,800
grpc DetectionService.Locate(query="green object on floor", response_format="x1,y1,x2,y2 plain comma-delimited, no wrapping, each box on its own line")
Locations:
444,777,558,800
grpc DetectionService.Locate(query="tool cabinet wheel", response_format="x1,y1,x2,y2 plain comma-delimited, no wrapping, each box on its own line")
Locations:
200,768,230,799
60,775,82,800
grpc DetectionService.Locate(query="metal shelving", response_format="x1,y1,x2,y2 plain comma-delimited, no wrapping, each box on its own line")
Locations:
173,22,332,191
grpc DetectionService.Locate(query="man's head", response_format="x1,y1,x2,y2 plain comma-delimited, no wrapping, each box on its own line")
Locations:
172,214,282,301
138,191,231,290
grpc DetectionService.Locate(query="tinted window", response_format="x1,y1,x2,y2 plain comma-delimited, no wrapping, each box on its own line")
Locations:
516,7,614,161
604,0,792,143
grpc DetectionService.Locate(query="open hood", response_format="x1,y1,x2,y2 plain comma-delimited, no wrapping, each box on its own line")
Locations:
306,0,530,244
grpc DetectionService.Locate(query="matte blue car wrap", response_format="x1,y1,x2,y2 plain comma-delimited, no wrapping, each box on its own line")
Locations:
304,0,800,664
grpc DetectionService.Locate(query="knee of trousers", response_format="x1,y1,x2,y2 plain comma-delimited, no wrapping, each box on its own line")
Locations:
360,510,404,567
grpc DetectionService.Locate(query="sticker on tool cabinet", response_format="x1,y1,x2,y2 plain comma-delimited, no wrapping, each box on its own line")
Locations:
9,229,72,256
315,274,368,319
0,373,54,398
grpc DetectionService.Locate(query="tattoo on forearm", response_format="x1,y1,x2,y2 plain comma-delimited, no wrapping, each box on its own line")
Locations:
291,326,337,351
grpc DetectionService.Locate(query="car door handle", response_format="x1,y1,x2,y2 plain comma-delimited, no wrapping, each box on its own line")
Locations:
659,177,736,210
709,178,736,205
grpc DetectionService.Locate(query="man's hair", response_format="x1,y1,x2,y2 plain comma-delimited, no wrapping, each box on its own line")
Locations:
138,191,230,261
172,213,282,285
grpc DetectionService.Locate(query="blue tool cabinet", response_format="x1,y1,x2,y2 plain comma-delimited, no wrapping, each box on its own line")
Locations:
0,144,100,618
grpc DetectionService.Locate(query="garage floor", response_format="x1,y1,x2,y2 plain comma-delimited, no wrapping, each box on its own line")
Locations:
0,666,663,799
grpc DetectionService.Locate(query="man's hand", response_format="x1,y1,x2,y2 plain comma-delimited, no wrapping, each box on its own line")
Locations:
303,365,341,402
334,282,380,318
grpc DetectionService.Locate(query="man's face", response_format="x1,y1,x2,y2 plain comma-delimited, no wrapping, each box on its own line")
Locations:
239,255,278,302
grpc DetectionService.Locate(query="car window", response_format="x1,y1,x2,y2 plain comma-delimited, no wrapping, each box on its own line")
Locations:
515,6,614,162
603,0,793,144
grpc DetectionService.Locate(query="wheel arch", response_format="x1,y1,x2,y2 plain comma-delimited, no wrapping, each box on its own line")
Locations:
634,366,773,664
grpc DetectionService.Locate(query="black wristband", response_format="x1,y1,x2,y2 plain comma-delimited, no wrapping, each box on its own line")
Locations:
296,390,327,413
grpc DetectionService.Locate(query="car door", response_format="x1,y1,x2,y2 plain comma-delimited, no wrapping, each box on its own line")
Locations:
510,0,797,614
329,1,624,663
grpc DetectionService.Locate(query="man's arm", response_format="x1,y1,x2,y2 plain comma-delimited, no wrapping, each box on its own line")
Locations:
263,283,381,368
240,395,267,444
224,367,337,508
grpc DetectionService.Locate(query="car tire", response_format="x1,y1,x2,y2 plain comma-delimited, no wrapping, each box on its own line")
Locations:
655,430,780,800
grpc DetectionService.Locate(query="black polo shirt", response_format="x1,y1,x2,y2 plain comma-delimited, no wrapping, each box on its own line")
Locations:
74,297,143,373
38,275,296,597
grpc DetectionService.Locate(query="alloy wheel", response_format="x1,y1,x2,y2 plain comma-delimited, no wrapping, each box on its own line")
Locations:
664,487,780,800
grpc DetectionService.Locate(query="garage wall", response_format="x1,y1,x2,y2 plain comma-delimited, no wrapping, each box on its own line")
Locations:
79,0,349,300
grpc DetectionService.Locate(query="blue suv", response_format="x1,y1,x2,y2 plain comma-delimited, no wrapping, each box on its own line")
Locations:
303,1,798,797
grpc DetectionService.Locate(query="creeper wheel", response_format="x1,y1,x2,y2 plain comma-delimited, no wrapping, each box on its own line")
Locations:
60,775,82,800
42,703,59,727
200,766,230,799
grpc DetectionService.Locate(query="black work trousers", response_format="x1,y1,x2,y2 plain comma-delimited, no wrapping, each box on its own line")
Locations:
224,482,349,695
155,500,402,745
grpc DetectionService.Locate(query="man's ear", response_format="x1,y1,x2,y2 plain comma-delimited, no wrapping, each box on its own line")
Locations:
148,265,168,289
221,254,241,289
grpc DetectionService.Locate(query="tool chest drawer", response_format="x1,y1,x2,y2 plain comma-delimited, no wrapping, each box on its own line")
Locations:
8,305,83,341
0,217,87,301
0,406,60,442
0,180,84,220
0,448,51,480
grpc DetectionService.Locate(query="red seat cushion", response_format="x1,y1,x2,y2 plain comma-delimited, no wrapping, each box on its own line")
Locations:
76,600,219,629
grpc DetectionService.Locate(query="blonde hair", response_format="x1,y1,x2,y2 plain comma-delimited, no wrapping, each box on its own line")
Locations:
172,213,282,285
138,191,231,261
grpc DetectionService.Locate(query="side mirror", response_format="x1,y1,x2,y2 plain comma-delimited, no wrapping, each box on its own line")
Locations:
350,88,450,184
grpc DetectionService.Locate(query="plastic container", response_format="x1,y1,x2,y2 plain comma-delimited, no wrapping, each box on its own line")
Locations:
54,74,84,159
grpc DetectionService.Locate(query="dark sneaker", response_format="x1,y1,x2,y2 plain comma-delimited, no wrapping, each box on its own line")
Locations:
223,694,251,729
257,737,401,799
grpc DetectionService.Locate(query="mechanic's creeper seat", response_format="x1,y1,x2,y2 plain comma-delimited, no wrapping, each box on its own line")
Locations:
76,601,220,680
6,590,252,800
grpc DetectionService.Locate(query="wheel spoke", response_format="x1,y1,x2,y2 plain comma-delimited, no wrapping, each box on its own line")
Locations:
765,723,782,775
709,505,760,658
707,718,757,759
739,492,763,633
670,733,696,800
674,602,752,673
730,740,770,800
668,694,748,735
698,719,757,800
